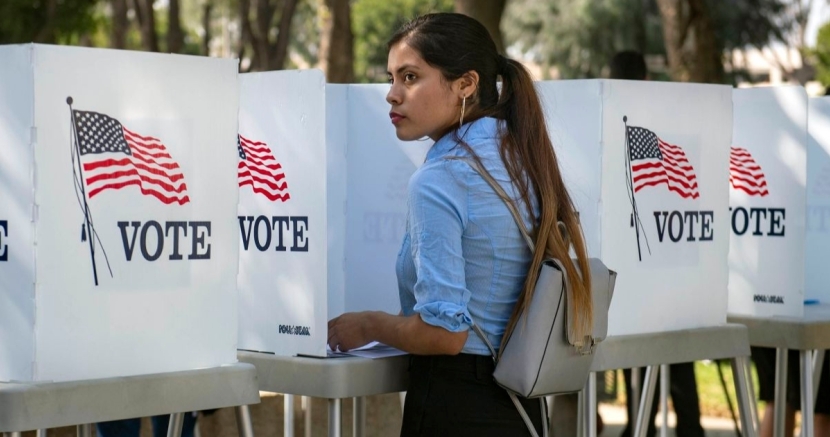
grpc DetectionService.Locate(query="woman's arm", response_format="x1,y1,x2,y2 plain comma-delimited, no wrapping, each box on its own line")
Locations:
327,311,468,355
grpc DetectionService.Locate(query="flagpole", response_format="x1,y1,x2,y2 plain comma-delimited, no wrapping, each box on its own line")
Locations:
624,116,643,262
67,97,99,286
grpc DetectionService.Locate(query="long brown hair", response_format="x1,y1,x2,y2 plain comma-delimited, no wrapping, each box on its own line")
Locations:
389,13,593,341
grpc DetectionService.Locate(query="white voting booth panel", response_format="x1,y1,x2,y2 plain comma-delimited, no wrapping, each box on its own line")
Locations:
807,97,830,301
327,84,430,319
538,80,732,336
728,87,807,318
0,44,239,382
237,70,328,358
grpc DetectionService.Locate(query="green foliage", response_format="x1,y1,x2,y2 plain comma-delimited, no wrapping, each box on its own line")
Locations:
352,0,453,83
504,0,791,81
0,0,101,44
813,21,830,88
504,0,664,79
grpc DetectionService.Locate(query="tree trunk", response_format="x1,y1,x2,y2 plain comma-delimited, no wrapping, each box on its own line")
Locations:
202,0,213,56
167,0,184,53
111,0,128,49
454,0,507,54
251,0,276,71
33,0,58,43
318,0,353,82
656,0,723,83
238,0,254,70
133,0,159,52
270,0,299,70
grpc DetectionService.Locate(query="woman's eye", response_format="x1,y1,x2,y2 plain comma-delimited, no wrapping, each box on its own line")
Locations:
404,73,416,82
387,76,394,84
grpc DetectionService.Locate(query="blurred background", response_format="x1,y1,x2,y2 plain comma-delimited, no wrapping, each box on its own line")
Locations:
4,0,830,95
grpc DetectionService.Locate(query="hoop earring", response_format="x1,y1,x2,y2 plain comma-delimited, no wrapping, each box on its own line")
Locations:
459,96,467,129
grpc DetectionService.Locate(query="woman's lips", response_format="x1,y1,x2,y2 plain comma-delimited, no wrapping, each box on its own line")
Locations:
390,112,405,124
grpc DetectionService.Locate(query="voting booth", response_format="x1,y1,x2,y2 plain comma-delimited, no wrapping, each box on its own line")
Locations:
807,97,830,302
0,44,240,382
728,86,807,318
538,80,733,336
237,70,328,358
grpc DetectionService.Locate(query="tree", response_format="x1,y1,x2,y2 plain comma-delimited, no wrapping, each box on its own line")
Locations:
813,21,830,88
132,0,159,52
656,0,723,83
352,0,453,82
0,0,100,44
167,0,184,53
455,0,507,54
238,0,300,71
319,0,354,82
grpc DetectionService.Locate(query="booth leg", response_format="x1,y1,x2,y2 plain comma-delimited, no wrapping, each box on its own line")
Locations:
76,424,93,437
353,397,365,437
733,356,759,437
328,398,341,437
234,405,254,437
659,364,669,437
166,413,184,437
634,365,659,437
774,348,788,437
802,350,815,437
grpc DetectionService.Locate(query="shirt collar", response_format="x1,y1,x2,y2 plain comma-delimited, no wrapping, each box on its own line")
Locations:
426,117,501,162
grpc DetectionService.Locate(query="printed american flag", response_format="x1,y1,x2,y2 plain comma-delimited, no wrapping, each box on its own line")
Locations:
238,134,290,202
730,147,769,197
627,126,699,199
74,110,190,205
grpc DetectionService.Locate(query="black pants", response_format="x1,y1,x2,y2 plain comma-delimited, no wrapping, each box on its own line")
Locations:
401,354,545,437
621,363,704,437
751,346,830,413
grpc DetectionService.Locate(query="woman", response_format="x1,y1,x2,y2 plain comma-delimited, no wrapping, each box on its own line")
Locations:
327,13,592,436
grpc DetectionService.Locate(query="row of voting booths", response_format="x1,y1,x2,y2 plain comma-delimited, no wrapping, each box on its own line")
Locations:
1,44,829,432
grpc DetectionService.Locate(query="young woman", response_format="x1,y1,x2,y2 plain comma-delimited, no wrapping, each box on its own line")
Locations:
326,13,592,436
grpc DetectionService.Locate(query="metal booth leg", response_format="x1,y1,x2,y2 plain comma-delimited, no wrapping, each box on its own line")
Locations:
583,372,597,437
576,387,584,437
732,356,759,437
166,413,185,437
36,430,48,437
76,424,93,437
353,397,366,437
802,350,815,437
660,364,669,437
774,348,788,437
285,394,295,437
328,398,342,437
634,365,659,437
234,405,255,437
744,354,762,432
813,349,826,406
302,396,312,437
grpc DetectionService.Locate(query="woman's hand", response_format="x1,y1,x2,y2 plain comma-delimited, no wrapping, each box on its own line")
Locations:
327,311,375,352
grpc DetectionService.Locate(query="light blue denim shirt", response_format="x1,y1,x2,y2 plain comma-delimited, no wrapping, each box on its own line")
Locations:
396,117,538,355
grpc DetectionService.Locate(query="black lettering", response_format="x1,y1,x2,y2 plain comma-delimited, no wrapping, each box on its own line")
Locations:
668,211,684,242
683,211,700,241
254,216,271,251
165,222,188,260
768,208,786,237
0,220,7,262
749,208,768,236
290,217,309,252
271,216,290,251
140,220,164,261
238,216,254,251
653,211,670,242
732,207,749,236
118,221,142,261
700,211,714,241
188,222,211,260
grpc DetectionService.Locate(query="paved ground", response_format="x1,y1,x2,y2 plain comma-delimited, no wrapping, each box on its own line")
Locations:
8,394,761,436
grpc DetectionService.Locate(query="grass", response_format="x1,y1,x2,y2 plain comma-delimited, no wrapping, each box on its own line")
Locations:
603,360,765,419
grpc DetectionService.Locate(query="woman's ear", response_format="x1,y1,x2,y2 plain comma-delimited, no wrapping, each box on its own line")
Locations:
454,70,480,99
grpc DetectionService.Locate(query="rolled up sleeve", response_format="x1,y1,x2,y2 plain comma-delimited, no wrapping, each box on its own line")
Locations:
408,160,473,332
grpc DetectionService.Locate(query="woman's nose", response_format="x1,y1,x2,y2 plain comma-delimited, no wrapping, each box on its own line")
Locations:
386,84,402,105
